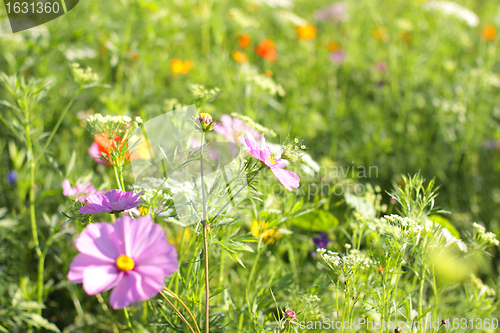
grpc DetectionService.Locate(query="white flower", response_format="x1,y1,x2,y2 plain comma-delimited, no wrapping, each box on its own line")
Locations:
239,64,285,97
423,1,479,27
275,9,308,26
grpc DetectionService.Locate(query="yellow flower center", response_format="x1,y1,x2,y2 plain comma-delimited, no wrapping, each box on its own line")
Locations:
116,255,135,271
268,156,276,164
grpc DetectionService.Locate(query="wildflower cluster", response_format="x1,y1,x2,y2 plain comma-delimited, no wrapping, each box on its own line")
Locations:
280,138,306,163
189,83,221,101
238,65,285,96
473,222,500,246
86,114,133,137
230,112,277,137
71,63,99,87
317,248,370,277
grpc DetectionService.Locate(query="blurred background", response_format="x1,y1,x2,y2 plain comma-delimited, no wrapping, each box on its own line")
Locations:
1,0,500,327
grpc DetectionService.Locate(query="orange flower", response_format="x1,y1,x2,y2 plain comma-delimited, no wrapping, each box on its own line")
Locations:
296,23,317,40
255,39,277,61
232,50,248,63
482,24,496,41
93,134,130,165
328,42,341,52
372,27,389,41
238,34,251,48
171,58,193,74
264,69,273,77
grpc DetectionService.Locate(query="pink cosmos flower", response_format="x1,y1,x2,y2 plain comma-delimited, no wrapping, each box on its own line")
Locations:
238,132,300,191
80,189,144,214
63,179,104,203
67,215,178,309
214,115,260,143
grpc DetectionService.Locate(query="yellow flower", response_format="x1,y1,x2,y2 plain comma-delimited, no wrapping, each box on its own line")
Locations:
251,220,281,244
232,50,248,63
265,69,273,77
482,24,497,41
171,58,193,74
296,23,317,40
372,27,389,41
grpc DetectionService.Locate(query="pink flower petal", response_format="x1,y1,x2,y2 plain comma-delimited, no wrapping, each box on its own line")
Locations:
67,253,112,283
75,223,119,262
271,167,300,191
83,265,122,295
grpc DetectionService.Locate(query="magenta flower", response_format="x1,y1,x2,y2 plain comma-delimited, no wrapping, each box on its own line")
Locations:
67,215,178,309
80,189,144,214
214,114,260,143
63,179,104,203
238,132,300,191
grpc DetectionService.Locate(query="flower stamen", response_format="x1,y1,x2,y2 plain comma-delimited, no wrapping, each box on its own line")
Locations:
116,255,135,271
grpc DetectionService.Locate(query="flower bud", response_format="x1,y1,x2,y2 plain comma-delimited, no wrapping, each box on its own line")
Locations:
196,113,216,132
285,310,296,319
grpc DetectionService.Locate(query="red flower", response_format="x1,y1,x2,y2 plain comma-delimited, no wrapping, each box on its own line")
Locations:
255,39,277,61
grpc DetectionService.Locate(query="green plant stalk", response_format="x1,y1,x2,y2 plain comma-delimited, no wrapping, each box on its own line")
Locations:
164,287,201,333
96,293,119,333
25,105,43,315
123,307,133,330
199,132,210,333
160,292,196,333
114,164,124,191
418,268,426,319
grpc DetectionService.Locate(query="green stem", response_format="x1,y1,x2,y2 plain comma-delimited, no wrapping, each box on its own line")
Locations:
113,164,124,191
199,132,210,333
25,106,43,314
418,268,426,318
160,292,196,333
123,307,133,330
164,287,201,333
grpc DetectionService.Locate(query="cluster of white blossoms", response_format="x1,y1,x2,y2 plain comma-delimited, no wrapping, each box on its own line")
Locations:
473,222,500,246
87,113,132,135
238,64,286,97
71,63,99,87
383,214,426,233
317,248,370,275
230,112,277,137
189,83,220,101
226,8,260,28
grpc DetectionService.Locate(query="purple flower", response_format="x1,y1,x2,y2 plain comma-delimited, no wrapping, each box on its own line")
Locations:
67,215,178,309
214,114,260,144
330,51,346,65
63,179,104,203
238,132,300,191
80,189,144,214
7,170,16,185
314,2,347,24
313,232,330,249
